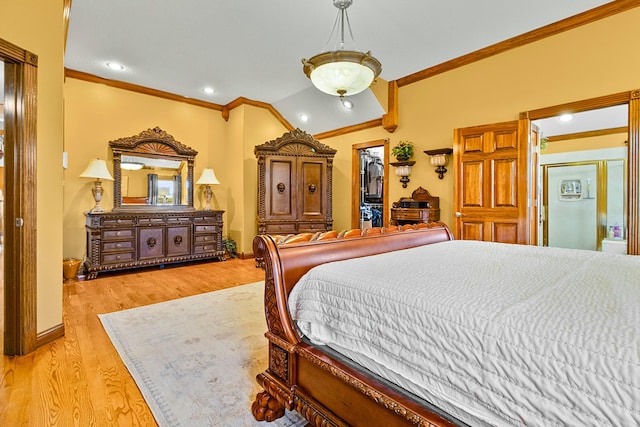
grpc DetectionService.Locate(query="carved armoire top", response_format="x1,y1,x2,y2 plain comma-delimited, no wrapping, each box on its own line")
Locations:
254,128,337,158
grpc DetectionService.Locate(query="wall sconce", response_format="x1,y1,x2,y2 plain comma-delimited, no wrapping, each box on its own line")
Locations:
79,158,114,213
389,160,416,188
196,168,220,210
424,148,453,179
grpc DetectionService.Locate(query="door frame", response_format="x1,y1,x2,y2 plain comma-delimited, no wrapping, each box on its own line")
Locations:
1,38,38,355
520,89,640,255
351,139,389,229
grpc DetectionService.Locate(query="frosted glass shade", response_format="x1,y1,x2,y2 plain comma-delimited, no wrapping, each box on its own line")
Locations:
303,50,381,97
430,154,448,167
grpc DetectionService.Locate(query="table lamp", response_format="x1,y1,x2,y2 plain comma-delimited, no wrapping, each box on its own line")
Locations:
196,168,220,210
79,159,114,213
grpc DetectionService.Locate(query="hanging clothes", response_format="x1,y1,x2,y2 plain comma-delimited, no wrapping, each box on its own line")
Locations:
365,154,384,202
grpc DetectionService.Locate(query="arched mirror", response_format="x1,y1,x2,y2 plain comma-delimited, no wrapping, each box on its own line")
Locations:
110,127,197,211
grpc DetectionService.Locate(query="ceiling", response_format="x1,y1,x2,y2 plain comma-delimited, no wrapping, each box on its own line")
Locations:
62,1,613,135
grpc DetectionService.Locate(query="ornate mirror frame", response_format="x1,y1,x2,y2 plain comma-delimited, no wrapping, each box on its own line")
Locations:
109,127,198,211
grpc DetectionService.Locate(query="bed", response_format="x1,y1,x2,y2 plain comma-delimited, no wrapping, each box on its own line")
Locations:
250,223,639,426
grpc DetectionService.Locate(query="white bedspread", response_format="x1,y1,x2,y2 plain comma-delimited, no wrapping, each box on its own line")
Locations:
288,240,640,427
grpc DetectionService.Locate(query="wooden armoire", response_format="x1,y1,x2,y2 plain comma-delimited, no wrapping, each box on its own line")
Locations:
255,129,337,235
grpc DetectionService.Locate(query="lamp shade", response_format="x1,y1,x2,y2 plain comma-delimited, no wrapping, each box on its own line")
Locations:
79,159,113,180
196,168,220,185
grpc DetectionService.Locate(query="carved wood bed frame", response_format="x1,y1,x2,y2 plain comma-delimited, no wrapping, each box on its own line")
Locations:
251,222,460,427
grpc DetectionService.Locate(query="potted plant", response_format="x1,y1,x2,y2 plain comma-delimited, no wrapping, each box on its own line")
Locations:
392,140,414,161
223,237,238,259
540,136,549,151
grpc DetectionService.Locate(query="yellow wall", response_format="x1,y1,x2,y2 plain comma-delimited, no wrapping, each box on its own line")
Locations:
1,0,65,332
320,8,640,231
63,79,287,258
63,78,227,258
63,7,640,256
544,132,627,154
0,0,635,341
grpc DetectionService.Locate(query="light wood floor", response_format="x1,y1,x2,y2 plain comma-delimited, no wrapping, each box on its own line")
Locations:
0,258,265,426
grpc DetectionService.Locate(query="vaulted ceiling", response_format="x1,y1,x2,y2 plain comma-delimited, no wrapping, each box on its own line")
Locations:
65,0,614,135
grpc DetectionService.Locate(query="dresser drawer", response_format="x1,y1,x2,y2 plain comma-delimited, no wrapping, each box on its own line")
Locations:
194,234,217,244
264,223,297,234
166,216,192,223
195,224,219,233
297,222,329,232
102,218,135,227
194,244,218,254
392,209,424,220
138,217,165,225
102,240,134,251
102,229,134,240
102,252,134,264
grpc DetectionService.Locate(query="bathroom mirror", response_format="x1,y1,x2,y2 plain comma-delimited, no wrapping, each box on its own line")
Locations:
109,127,197,211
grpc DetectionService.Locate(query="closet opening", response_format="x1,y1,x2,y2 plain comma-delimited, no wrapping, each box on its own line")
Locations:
351,140,389,230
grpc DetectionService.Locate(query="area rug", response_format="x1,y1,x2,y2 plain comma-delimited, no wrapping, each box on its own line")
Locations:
99,282,306,427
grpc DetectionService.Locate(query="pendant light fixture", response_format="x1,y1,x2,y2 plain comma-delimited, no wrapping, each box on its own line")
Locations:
302,0,381,98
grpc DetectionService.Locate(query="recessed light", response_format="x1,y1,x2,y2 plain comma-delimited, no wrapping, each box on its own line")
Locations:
341,98,354,109
203,87,215,94
106,62,125,71
559,113,574,122
299,113,309,122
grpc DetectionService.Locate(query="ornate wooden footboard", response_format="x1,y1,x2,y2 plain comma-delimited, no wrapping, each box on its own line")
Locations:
251,222,459,427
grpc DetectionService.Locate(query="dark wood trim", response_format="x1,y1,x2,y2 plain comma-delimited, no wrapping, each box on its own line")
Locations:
1,37,39,355
64,0,72,52
523,89,639,256
381,80,398,133
628,90,640,255
520,91,631,120
223,97,294,131
35,324,65,347
64,68,225,111
397,1,640,88
313,118,382,140
547,126,628,142
351,139,389,229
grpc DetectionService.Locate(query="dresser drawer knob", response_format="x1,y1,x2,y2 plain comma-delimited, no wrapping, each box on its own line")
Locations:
174,235,183,246
147,237,157,248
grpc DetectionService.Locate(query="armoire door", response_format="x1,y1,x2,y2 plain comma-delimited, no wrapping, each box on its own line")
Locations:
265,157,297,221
453,120,532,244
297,157,326,220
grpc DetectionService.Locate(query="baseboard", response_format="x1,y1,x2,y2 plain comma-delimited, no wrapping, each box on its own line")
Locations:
239,252,254,260
36,323,65,348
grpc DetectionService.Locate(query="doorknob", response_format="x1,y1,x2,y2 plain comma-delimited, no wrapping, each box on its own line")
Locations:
455,212,463,218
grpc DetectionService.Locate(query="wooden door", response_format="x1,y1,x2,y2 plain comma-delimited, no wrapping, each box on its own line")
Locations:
453,120,532,244
265,157,296,221
297,157,326,220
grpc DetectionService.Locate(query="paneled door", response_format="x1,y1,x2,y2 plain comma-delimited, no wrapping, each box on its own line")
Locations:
453,120,534,244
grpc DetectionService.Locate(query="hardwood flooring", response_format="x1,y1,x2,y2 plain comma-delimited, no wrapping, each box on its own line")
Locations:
0,258,265,426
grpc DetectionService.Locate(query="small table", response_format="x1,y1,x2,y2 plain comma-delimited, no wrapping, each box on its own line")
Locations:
390,186,440,226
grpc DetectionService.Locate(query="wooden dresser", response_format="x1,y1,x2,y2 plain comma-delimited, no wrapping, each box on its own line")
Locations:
84,210,224,279
255,129,336,235
390,187,440,225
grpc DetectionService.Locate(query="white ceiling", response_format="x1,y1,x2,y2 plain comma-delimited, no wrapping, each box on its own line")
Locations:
62,1,613,134
534,104,628,138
